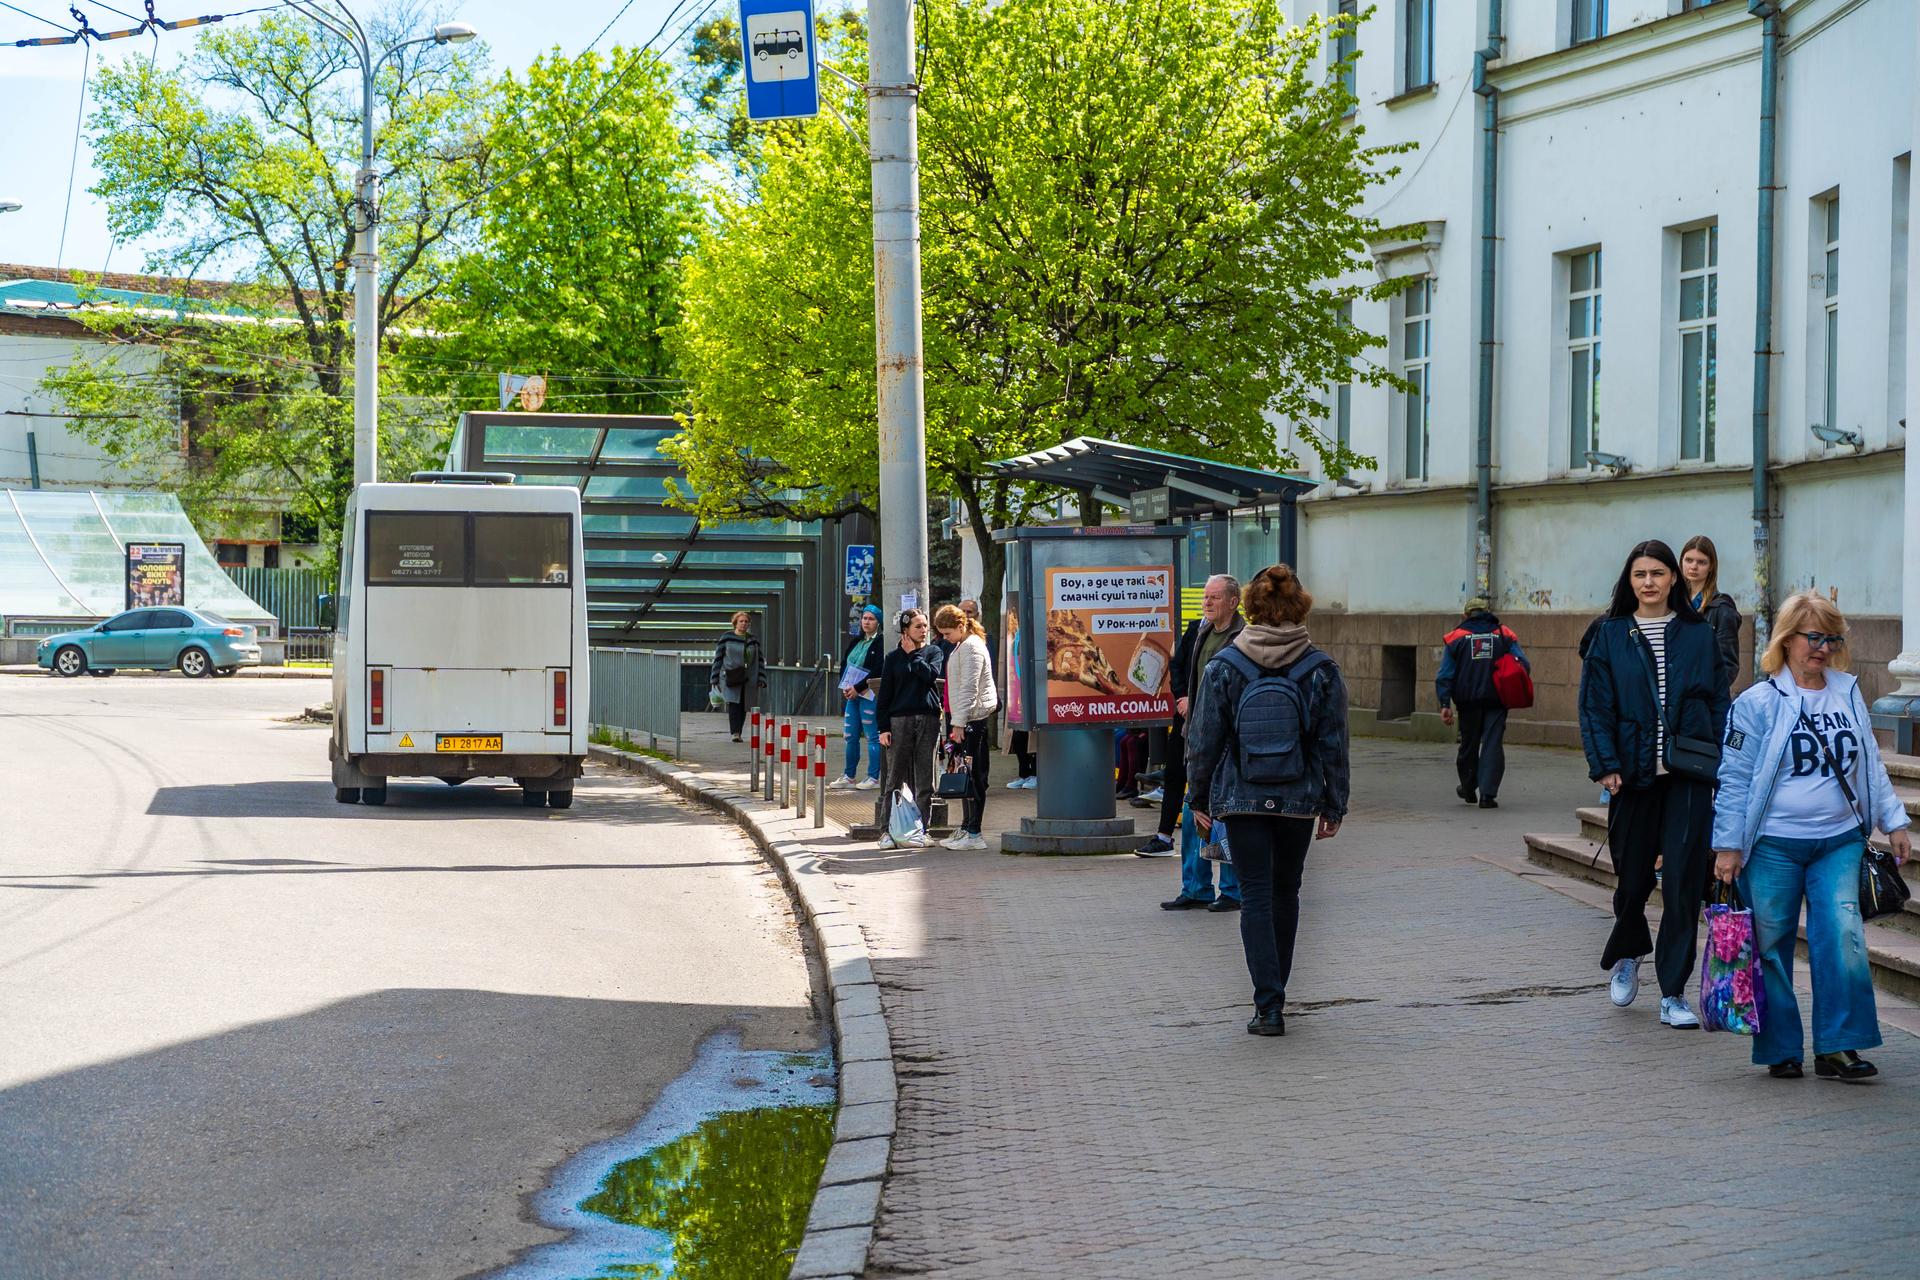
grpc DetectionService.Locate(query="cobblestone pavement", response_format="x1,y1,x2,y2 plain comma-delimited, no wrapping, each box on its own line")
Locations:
675,714,1920,1278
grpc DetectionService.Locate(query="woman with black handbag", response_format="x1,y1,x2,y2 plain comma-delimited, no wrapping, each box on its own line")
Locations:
710,611,767,741
1710,593,1912,1080
933,604,998,851
1579,540,1731,1030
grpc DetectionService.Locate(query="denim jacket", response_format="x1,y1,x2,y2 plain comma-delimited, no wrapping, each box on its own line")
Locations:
1710,669,1910,865
1184,638,1350,822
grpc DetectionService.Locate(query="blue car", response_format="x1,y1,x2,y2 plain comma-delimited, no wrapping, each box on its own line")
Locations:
37,607,263,678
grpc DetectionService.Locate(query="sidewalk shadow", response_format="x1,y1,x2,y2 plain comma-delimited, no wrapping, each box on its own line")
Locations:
0,989,816,1279
144,771,701,825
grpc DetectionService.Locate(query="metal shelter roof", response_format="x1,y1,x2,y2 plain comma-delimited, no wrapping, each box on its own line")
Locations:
981,437,1316,517
451,412,841,660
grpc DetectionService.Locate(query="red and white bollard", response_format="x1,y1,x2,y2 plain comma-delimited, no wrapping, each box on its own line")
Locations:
779,720,793,808
796,723,809,819
813,726,828,828
749,709,763,792
763,715,777,802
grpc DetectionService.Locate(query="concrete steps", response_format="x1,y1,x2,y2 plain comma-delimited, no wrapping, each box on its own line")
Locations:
1523,830,1920,1002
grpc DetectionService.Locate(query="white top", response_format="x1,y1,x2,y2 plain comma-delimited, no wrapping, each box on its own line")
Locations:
1635,613,1673,774
1760,682,1865,840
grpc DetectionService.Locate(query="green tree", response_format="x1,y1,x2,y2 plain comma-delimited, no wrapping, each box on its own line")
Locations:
40,5,492,560
419,45,702,415
666,0,1408,628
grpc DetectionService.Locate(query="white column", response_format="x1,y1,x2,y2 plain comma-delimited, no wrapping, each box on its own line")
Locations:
1879,29,1920,751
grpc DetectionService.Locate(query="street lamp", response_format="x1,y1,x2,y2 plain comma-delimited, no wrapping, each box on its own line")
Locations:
288,4,479,489
0,200,23,214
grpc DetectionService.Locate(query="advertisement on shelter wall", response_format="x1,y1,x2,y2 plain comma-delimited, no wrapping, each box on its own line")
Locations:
1043,566,1176,724
125,542,186,610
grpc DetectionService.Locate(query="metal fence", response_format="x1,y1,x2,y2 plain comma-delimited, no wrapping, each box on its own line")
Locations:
284,628,333,663
590,648,684,749
674,654,839,717
223,566,331,632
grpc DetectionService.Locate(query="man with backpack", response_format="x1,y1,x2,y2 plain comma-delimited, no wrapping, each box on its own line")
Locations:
1436,598,1532,809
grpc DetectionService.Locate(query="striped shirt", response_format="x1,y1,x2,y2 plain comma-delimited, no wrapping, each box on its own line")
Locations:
1635,613,1674,773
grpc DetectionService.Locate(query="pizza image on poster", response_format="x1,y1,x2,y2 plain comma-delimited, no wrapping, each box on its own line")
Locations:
1043,566,1176,724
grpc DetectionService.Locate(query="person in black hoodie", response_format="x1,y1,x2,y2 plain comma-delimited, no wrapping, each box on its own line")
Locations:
1681,534,1742,694
875,609,943,849
1579,539,1731,1030
1436,598,1529,809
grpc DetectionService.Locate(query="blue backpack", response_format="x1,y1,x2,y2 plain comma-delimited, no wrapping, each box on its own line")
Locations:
1217,646,1331,784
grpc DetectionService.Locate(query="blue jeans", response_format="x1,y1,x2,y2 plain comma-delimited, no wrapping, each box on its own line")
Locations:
1179,807,1240,903
1738,828,1880,1066
842,695,881,780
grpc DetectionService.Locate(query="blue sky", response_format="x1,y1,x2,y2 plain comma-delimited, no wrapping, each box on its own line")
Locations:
0,0,700,275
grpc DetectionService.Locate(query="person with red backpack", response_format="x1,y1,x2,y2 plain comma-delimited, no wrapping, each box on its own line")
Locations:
1436,598,1532,810
1185,564,1350,1038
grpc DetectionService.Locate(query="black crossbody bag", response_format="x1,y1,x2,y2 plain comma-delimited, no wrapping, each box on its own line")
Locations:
1630,627,1721,784
1804,713,1911,921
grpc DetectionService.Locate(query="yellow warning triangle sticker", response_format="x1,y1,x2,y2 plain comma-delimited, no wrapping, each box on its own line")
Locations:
398,733,414,748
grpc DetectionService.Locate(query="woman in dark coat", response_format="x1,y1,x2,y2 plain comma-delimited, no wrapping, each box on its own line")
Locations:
1681,534,1742,694
1579,540,1731,1030
710,611,767,741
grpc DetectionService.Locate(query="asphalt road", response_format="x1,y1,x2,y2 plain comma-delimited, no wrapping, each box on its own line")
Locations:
0,674,818,1279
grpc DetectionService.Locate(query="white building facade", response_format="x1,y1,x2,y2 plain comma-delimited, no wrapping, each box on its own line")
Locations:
1279,0,1917,747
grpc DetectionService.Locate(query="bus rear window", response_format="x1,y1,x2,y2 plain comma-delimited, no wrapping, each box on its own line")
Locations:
473,513,572,586
366,513,467,585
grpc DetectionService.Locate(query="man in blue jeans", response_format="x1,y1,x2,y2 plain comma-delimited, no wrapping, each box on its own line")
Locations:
1163,802,1241,912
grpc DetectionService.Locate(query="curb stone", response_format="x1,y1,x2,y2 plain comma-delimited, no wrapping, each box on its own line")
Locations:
588,744,891,1280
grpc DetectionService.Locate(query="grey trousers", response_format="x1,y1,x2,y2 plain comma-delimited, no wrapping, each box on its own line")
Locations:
879,714,940,833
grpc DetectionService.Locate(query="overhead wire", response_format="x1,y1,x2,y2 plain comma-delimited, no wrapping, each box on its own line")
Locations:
54,35,92,270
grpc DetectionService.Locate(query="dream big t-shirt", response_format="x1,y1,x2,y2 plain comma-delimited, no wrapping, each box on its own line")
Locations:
1759,683,1864,840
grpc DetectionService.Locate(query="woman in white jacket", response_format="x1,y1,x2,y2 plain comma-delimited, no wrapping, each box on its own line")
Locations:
1712,592,1912,1081
934,604,999,851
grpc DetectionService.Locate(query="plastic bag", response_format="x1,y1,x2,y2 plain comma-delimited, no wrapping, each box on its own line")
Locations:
1698,886,1763,1035
888,783,924,845
1201,817,1231,865
708,685,725,709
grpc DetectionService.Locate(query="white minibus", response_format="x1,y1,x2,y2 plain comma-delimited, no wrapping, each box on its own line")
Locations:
328,472,590,807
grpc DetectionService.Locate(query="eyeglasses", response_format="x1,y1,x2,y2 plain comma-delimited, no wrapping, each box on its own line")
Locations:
1799,632,1846,650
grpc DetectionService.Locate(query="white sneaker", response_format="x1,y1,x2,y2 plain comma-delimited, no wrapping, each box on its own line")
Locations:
949,832,989,851
877,833,897,850
1660,996,1700,1029
1021,776,1038,790
1006,777,1030,790
855,777,881,791
907,832,933,848
1609,957,1641,1008
828,775,856,790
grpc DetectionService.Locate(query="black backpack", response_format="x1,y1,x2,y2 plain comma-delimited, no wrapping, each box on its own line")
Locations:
1217,646,1331,784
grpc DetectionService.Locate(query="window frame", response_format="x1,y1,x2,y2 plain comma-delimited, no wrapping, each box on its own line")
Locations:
1402,0,1433,92
471,512,577,589
1332,0,1359,103
1400,278,1433,482
362,510,575,589
1567,248,1603,470
1571,0,1607,45
1332,299,1354,453
1676,223,1719,463
1820,194,1840,435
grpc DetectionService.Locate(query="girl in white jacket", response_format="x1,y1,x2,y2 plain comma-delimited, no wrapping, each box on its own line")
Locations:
934,604,999,850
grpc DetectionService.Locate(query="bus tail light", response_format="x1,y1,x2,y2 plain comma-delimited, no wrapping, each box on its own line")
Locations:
553,669,568,728
369,667,386,728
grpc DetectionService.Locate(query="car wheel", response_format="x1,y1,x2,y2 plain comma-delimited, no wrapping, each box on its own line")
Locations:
521,788,546,807
52,646,87,677
335,786,361,804
361,785,388,806
546,788,574,810
87,668,116,678
178,648,213,679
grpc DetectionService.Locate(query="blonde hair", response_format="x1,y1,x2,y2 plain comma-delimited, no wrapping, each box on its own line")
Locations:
730,610,752,629
934,603,986,640
1761,591,1850,675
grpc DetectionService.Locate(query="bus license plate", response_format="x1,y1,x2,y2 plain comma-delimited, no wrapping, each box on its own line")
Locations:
436,734,503,753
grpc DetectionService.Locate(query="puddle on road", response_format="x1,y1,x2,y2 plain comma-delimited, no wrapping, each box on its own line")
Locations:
490,1031,835,1280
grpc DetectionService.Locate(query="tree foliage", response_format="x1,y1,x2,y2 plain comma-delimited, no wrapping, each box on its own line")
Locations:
420,46,702,415
41,5,492,559
667,0,1410,621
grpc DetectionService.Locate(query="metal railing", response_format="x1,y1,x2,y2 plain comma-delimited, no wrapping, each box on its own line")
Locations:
284,628,334,663
590,648,683,750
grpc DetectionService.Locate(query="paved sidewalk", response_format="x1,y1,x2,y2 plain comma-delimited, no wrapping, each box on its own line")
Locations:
671,714,1920,1278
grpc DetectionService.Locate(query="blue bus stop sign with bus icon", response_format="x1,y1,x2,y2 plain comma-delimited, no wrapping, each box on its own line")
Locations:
741,0,819,122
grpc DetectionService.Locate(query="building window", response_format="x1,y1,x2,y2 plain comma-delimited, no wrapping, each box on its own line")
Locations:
1332,299,1353,451
1819,194,1840,436
1403,0,1433,90
215,542,248,567
1333,0,1358,102
1568,249,1602,469
1572,0,1607,44
1401,278,1432,480
1677,224,1719,462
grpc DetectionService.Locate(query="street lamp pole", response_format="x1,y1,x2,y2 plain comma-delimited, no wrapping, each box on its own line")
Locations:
288,3,477,490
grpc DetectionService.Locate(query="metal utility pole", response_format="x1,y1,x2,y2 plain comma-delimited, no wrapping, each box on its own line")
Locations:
867,0,929,628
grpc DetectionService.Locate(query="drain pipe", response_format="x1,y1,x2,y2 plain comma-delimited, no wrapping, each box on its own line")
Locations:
1470,0,1505,600
1749,0,1781,673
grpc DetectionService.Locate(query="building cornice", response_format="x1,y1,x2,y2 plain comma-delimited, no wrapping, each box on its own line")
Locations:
1488,1,1756,126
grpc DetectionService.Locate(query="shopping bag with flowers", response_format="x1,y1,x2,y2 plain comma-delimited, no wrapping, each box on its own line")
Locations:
1698,882,1764,1035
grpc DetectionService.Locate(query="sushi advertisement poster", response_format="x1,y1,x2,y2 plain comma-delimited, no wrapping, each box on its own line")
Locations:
1042,566,1176,724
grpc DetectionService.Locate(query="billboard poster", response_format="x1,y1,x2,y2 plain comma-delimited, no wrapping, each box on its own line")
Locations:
125,542,186,610
1043,565,1176,724
1003,592,1025,728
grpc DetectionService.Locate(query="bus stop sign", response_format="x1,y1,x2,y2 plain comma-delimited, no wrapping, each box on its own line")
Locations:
740,0,819,121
